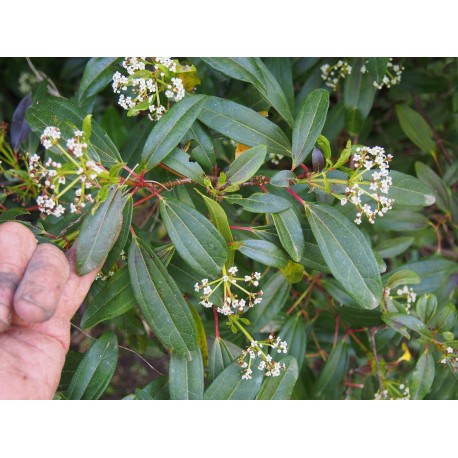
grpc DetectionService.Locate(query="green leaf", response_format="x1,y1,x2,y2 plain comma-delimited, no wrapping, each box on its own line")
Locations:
102,195,133,275
76,186,124,275
415,162,450,212
343,59,377,135
428,303,457,332
280,260,305,284
272,208,305,262
396,104,436,152
385,270,421,290
207,338,242,385
162,148,207,185
169,349,204,400
374,210,430,232
382,313,431,338
66,331,118,400
270,170,296,187
416,294,437,324
159,197,229,277
256,356,299,400
391,259,458,295
189,303,208,367
316,135,332,162
278,315,307,371
375,237,415,258
200,194,233,245
264,57,294,112
410,350,435,400
384,170,435,207
77,57,120,105
226,145,267,186
292,89,330,168
306,204,382,309
365,57,389,83
254,58,294,127
228,192,292,213
238,239,289,268
248,271,290,332
142,95,207,168
202,57,267,91
128,239,197,358
185,121,215,172
198,96,291,156
81,268,135,328
314,340,348,400
101,106,128,149
203,360,263,400
26,96,122,167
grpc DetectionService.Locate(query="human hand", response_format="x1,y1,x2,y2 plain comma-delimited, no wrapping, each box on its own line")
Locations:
0,222,99,399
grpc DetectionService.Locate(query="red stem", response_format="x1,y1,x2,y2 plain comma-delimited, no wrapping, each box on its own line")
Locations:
230,225,253,232
133,192,158,208
286,187,305,205
212,306,220,339
259,184,268,193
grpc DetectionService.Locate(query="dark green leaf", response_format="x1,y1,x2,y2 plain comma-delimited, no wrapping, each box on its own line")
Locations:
162,148,206,184
416,294,437,324
385,170,435,207
270,170,296,187
428,303,457,332
272,208,305,262
278,315,307,371
76,186,124,275
78,57,119,105
26,96,122,166
374,210,430,232
314,340,348,400
207,338,242,385
160,197,229,277
128,239,197,358
365,57,389,83
248,271,290,332
415,162,450,212
343,59,377,135
226,145,266,186
385,270,421,290
186,121,215,172
306,204,382,309
102,195,132,275
202,57,267,91
66,331,118,400
198,96,291,156
410,350,435,400
203,360,263,400
228,192,292,213
81,268,136,328
375,237,415,258
264,57,294,112
101,106,128,149
382,313,431,338
256,356,299,400
142,95,207,168
396,104,436,152
292,89,330,168
238,239,289,268
254,58,294,127
169,349,204,400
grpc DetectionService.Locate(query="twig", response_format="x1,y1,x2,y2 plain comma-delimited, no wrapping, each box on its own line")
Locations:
370,327,385,399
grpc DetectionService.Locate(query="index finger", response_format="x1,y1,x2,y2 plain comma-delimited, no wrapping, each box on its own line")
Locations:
0,222,37,332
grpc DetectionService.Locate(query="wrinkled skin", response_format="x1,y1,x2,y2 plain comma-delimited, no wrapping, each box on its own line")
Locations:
0,222,98,399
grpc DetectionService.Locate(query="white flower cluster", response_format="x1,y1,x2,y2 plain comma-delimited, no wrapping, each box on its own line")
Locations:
361,59,404,90
320,60,352,91
268,153,285,166
340,146,394,225
112,57,186,121
238,334,288,380
29,126,102,217
383,285,417,314
440,346,458,370
195,266,263,316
